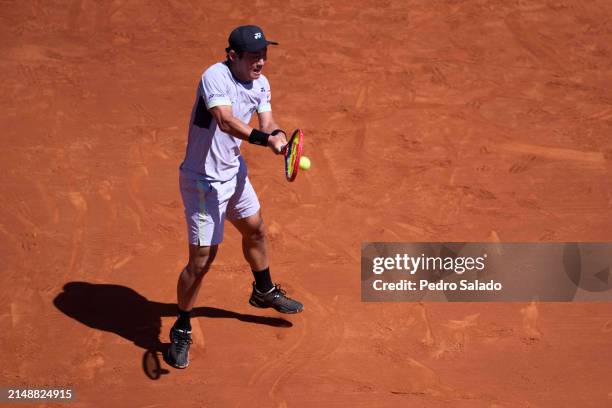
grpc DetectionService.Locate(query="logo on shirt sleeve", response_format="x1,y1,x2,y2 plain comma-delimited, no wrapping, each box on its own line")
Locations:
259,87,271,104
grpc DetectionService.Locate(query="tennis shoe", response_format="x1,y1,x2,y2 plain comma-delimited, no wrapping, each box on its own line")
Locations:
249,283,304,314
167,325,192,369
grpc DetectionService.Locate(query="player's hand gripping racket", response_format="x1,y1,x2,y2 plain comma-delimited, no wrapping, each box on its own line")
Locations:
283,129,304,182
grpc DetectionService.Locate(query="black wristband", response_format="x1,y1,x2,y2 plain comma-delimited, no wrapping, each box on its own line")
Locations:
248,129,270,146
271,129,286,137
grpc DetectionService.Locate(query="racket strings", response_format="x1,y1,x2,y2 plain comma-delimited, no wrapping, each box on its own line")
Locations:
285,139,299,178
284,129,303,182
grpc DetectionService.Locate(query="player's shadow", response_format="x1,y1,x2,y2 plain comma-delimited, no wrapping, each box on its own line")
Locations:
53,281,292,379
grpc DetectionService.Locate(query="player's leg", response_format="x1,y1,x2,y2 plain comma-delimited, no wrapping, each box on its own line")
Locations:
231,211,268,276
170,174,229,368
230,211,271,290
178,244,218,313
227,165,303,314
230,211,303,314
168,245,217,369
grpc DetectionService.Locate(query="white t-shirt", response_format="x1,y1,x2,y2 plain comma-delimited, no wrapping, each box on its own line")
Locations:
180,61,272,182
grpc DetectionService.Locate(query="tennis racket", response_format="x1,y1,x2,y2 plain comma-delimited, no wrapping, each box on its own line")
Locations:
283,129,304,182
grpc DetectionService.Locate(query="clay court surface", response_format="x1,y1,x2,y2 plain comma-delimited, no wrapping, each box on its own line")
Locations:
2,0,612,406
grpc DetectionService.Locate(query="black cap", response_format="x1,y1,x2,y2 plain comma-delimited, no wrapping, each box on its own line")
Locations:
226,25,278,53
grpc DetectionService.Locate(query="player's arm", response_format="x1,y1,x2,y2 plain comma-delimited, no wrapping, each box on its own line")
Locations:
257,110,280,134
258,110,288,145
209,105,252,140
209,105,285,154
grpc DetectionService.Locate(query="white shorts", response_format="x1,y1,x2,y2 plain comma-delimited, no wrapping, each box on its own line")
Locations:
179,162,260,246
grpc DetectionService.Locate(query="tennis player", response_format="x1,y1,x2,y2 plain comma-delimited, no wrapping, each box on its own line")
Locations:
169,25,304,369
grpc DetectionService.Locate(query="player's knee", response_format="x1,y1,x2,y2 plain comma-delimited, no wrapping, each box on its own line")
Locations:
247,225,266,243
187,260,209,278
188,245,218,277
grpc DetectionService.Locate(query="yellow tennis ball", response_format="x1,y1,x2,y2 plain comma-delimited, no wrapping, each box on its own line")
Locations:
299,155,311,171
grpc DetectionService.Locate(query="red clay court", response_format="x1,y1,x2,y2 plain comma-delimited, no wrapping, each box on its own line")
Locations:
1,1,612,406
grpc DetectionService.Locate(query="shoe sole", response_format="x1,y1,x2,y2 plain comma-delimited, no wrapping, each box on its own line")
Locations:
249,298,303,314
167,356,188,369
